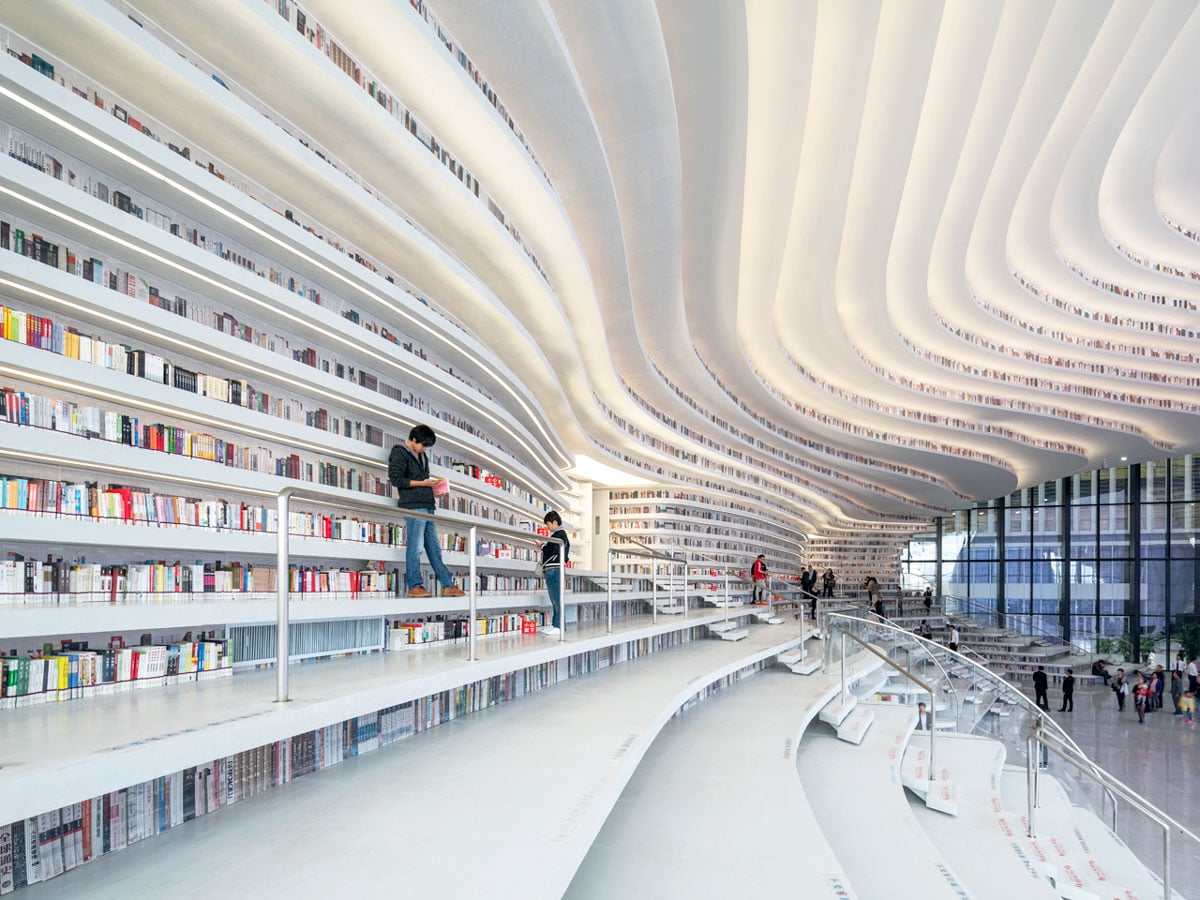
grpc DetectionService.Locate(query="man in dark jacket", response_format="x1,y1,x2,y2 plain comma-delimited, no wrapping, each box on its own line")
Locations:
1033,665,1049,710
1059,668,1075,713
388,424,464,599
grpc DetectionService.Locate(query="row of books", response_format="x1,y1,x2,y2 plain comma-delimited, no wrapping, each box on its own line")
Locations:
0,554,576,602
6,111,500,417
260,0,550,284
0,478,431,545
4,113,544,496
0,641,230,708
0,386,394,495
387,610,546,649
0,286,407,452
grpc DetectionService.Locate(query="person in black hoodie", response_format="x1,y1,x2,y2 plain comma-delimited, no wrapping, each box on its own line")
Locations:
388,425,464,599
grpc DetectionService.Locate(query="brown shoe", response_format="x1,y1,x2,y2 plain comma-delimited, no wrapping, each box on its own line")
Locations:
442,586,465,597
406,586,432,598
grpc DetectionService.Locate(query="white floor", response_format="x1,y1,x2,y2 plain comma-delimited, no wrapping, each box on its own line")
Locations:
15,618,810,899
0,610,745,822
566,663,857,898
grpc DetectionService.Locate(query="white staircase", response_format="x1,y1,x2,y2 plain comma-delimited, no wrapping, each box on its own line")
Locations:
707,620,749,641
778,647,821,675
901,734,958,816
835,705,875,745
818,692,858,728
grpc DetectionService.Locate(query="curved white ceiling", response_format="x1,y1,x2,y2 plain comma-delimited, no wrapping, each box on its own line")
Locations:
427,0,1200,528
15,0,1200,542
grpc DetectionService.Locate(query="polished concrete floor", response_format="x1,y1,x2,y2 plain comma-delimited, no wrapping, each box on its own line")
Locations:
1021,679,1200,890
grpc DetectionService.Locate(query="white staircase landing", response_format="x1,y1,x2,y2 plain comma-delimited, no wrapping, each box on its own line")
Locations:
797,705,976,899
566,669,859,898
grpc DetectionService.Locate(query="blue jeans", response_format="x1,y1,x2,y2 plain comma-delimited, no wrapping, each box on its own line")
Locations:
405,510,454,589
545,566,562,628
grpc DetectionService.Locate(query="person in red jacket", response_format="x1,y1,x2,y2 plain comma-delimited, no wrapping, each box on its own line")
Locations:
751,555,768,604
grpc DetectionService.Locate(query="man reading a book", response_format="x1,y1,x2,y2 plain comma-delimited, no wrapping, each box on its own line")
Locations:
388,424,464,599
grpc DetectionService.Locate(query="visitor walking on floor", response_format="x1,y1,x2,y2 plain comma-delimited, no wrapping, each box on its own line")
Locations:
1171,670,1183,715
1135,675,1151,723
1182,689,1196,725
1188,656,1199,695
1059,668,1075,713
947,624,960,653
923,586,933,614
1112,668,1127,712
1033,665,1050,710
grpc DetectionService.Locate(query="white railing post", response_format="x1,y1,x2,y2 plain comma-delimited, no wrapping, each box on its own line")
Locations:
1026,733,1037,838
723,569,729,624
275,488,292,703
651,561,658,625
468,525,477,661
840,631,847,702
606,551,613,634
559,549,566,644
682,559,688,618
607,549,614,631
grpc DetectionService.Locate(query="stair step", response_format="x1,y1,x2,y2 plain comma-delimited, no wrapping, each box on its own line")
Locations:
787,656,821,676
777,647,806,665
924,778,958,816
754,614,784,625
715,628,749,642
708,621,740,634
900,744,946,800
835,705,875,744
818,693,857,727
657,604,687,616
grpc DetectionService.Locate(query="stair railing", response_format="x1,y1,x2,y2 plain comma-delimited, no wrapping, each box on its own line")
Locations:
686,550,752,628
607,533,685,630
273,486,565,700
840,629,938,788
827,611,963,725
1026,720,1200,900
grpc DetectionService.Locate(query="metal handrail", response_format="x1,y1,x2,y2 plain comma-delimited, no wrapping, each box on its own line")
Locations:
826,612,1132,841
273,486,564,701
841,630,938,786
607,532,684,632
830,609,963,723
1027,722,1200,900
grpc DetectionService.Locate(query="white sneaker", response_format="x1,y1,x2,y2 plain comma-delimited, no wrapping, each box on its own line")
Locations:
541,625,560,635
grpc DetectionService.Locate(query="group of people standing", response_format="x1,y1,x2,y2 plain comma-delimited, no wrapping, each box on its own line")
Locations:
1031,652,1200,725
798,566,836,599
1106,653,1199,724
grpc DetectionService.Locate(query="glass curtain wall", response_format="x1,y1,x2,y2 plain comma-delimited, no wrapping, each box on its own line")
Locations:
921,454,1200,662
